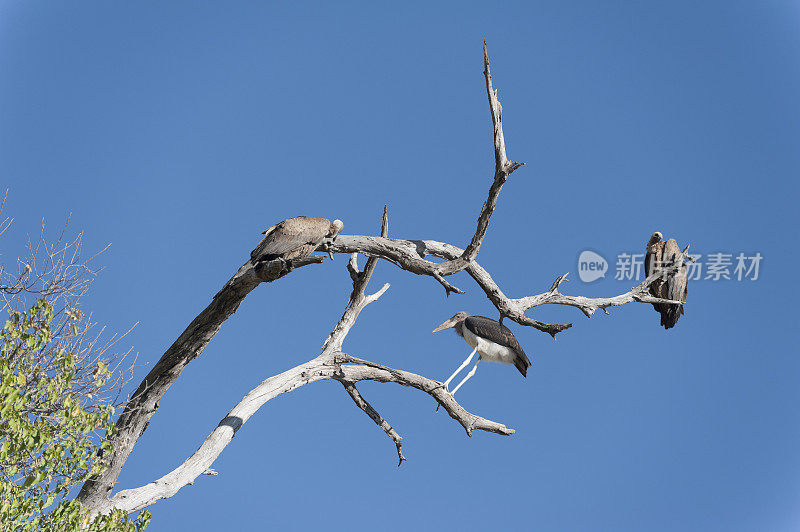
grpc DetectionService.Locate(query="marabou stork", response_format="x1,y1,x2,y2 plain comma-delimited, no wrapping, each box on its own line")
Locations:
432,311,530,395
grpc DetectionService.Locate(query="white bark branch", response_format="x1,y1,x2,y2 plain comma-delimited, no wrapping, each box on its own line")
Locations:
328,238,692,338
513,244,693,318
431,42,524,284
99,346,514,514
336,355,514,437
341,381,406,466
98,355,333,514
322,206,390,353
95,206,514,515
78,256,325,509
77,43,696,521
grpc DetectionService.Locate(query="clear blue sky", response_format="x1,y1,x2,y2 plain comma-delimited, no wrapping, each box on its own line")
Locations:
2,2,799,530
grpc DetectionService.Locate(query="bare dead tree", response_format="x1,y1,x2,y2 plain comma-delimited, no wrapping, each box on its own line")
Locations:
76,43,691,518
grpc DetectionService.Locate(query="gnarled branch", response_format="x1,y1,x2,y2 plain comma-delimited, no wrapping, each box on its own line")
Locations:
95,211,510,515
431,42,524,284
78,45,525,512
96,347,513,515
335,354,514,437
513,244,693,317
77,44,694,521
77,256,323,509
328,238,692,338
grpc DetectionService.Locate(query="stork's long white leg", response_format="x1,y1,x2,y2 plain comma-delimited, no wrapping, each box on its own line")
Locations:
451,359,480,395
443,347,477,390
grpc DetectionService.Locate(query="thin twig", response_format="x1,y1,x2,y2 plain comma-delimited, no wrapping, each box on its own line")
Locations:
341,381,406,466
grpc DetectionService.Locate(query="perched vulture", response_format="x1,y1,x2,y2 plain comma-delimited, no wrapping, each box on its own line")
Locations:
251,216,343,262
645,231,688,329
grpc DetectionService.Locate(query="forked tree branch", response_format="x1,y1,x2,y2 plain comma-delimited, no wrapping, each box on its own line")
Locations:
322,206,389,353
95,346,514,515
94,211,510,515
79,44,692,520
431,42,524,284
514,245,693,318
335,354,514,437
79,45,521,512
329,238,691,338
77,256,323,509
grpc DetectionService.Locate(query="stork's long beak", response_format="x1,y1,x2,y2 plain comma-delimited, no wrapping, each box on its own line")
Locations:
432,317,457,333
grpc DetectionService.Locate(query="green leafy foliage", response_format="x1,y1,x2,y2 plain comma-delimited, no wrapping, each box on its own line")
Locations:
0,299,150,531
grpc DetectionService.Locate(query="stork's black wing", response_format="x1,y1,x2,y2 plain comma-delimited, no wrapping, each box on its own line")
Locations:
464,316,531,377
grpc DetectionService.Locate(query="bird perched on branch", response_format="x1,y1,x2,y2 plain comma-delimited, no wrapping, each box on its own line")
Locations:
645,231,688,329
251,216,343,263
432,311,530,396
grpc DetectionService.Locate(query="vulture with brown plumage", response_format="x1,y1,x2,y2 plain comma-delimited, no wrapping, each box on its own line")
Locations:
645,231,688,329
251,216,343,262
